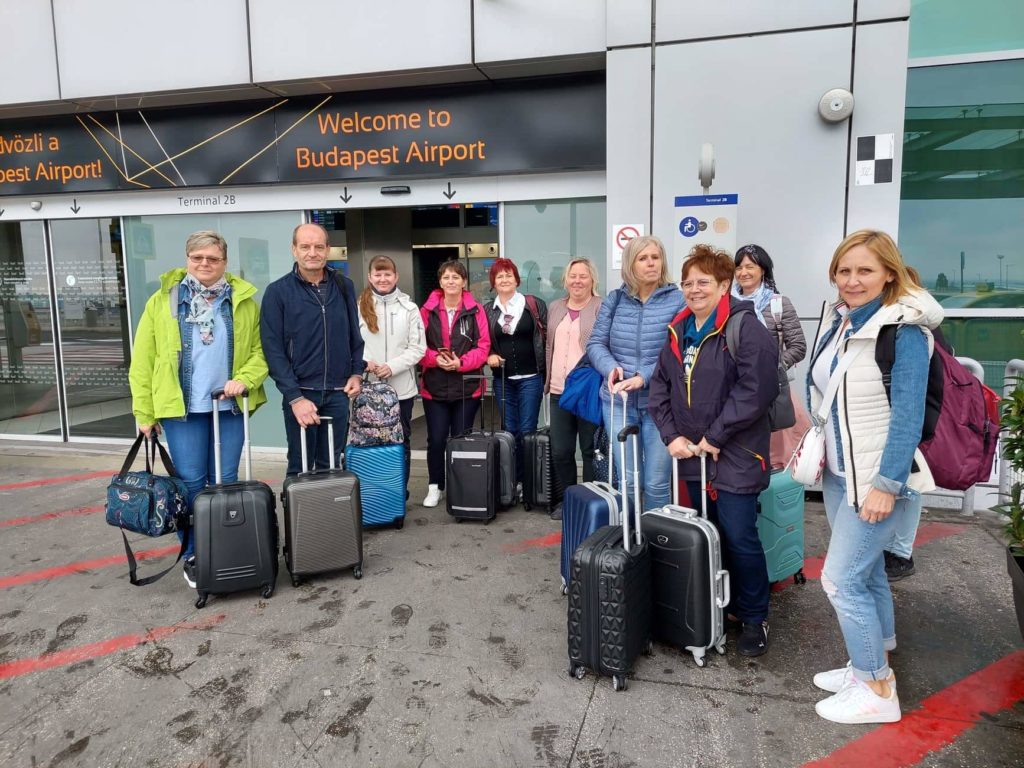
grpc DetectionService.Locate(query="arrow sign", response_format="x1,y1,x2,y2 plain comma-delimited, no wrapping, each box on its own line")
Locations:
70,199,81,214
339,187,352,203
443,182,456,200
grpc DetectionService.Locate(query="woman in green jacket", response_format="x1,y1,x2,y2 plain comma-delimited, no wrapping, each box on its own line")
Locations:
128,230,268,588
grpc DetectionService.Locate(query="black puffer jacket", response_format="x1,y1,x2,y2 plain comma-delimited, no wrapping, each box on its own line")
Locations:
648,295,778,495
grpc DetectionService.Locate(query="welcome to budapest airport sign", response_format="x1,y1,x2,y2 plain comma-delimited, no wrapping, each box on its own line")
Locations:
0,76,604,197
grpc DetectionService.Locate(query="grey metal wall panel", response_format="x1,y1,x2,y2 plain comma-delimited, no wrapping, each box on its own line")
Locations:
858,0,910,22
606,47,652,289
656,1,853,43
846,21,909,239
53,0,250,98
474,0,605,63
651,29,852,318
0,1,59,105
251,0,471,82
608,0,652,48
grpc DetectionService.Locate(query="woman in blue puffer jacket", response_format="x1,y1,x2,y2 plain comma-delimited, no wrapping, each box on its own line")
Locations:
586,235,684,510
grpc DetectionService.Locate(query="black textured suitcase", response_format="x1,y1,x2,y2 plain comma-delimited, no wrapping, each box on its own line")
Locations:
193,392,278,609
523,425,558,512
641,455,730,666
566,424,651,692
281,417,363,586
446,430,499,523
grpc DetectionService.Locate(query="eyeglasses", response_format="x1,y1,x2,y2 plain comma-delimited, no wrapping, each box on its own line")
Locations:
187,255,225,264
296,244,329,255
681,278,714,291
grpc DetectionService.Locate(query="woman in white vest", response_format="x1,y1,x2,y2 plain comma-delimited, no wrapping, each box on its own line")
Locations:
357,255,427,500
806,230,942,725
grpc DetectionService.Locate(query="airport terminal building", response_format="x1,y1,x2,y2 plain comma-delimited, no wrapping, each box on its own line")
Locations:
0,0,1020,450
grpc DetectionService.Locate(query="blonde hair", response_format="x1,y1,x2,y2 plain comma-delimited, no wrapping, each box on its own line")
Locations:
621,235,670,296
562,257,599,296
359,255,398,334
829,229,916,306
185,230,227,259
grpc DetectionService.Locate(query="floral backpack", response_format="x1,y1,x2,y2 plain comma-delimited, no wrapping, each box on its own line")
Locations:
348,381,403,446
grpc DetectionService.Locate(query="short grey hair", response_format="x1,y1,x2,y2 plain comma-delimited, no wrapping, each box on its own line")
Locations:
185,230,227,259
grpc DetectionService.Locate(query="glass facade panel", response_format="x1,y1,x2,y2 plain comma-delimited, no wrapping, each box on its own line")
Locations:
50,218,132,438
502,198,607,306
0,222,57,436
123,211,302,449
909,0,1024,59
899,60,1024,310
940,317,1024,390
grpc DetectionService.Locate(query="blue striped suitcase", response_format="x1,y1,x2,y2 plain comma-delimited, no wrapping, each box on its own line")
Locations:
345,444,407,529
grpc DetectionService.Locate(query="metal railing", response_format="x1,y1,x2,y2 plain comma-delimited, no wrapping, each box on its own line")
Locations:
1000,359,1024,501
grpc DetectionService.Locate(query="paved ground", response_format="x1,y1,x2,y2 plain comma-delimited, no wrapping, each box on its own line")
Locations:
0,440,1021,768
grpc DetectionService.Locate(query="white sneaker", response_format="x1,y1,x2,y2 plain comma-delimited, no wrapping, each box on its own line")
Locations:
423,484,442,508
182,556,197,589
815,677,901,724
814,662,897,694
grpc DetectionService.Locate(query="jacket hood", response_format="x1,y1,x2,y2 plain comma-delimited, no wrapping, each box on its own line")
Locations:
841,287,945,340
158,268,257,301
422,289,481,312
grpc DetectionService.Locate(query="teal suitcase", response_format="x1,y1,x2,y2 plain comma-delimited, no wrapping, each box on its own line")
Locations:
756,470,806,585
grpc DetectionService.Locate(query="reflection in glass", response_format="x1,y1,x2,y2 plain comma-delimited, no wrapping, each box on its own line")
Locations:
0,222,57,435
941,317,1024,389
50,218,133,439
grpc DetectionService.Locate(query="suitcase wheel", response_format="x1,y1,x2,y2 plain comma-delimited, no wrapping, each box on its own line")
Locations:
195,593,208,609
353,565,363,580
291,576,302,588
394,518,404,530
523,502,532,511
794,570,806,585
612,675,628,692
560,584,568,597
644,641,654,656
570,664,586,680
262,585,274,599
694,656,706,668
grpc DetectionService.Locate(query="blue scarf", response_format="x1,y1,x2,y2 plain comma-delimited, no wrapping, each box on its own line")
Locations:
732,280,773,327
182,273,230,345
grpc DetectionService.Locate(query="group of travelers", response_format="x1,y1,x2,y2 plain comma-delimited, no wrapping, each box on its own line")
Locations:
128,222,941,726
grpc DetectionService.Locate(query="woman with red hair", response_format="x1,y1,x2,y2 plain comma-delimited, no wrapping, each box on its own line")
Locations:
484,258,547,499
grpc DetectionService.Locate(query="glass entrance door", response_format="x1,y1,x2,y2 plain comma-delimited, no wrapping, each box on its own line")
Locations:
49,218,133,439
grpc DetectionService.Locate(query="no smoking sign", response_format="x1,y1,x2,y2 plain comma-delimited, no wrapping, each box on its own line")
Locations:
611,223,644,269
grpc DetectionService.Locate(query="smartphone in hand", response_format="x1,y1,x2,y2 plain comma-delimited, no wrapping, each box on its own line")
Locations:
437,347,453,360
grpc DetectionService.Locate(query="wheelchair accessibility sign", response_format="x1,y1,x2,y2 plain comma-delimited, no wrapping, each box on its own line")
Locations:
673,194,738,275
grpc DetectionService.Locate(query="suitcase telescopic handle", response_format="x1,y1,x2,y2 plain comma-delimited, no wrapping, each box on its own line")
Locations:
617,411,642,551
299,415,335,474
687,444,708,519
210,387,251,483
604,382,627,487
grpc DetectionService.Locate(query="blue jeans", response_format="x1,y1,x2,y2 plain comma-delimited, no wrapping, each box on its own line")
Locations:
283,389,350,476
161,409,244,559
493,374,543,484
685,482,769,625
605,395,671,511
821,469,904,682
887,493,922,559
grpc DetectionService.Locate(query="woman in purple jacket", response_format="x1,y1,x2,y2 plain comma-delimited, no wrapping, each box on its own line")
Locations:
648,244,779,657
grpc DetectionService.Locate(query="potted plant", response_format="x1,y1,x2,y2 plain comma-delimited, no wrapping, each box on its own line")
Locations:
995,373,1024,641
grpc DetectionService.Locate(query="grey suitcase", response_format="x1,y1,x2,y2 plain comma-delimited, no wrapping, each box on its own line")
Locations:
281,417,363,585
193,391,279,609
641,451,730,666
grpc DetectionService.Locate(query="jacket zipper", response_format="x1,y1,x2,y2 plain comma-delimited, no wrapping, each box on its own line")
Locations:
685,326,724,407
837,335,859,508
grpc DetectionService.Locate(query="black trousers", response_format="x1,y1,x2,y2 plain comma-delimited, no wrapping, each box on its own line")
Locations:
423,397,481,488
549,392,597,491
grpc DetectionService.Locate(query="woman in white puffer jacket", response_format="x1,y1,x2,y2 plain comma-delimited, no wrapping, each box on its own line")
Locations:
357,255,427,497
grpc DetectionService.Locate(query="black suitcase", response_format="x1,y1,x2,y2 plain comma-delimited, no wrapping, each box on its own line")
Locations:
193,391,279,609
485,371,517,508
446,430,499,523
281,417,363,586
641,452,730,666
567,423,651,692
523,397,559,511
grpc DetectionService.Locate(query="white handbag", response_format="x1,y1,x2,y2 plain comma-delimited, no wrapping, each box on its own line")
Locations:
788,338,863,486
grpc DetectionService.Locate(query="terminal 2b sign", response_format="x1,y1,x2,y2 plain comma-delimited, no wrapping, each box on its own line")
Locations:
0,76,605,196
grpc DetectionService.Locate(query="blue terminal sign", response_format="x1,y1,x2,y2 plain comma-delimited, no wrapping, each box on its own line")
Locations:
0,75,605,196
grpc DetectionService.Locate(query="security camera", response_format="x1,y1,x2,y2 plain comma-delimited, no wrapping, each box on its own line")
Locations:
29,201,42,211
818,89,854,123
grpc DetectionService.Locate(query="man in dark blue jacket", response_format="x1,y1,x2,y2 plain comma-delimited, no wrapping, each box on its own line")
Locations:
260,223,365,475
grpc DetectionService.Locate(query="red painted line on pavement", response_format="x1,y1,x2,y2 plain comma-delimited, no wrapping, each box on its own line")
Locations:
0,613,227,681
0,544,180,589
0,504,105,528
803,650,1024,768
0,470,110,491
503,531,562,554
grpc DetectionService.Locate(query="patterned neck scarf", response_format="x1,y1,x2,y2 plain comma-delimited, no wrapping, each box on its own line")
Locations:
182,273,229,345
731,279,773,327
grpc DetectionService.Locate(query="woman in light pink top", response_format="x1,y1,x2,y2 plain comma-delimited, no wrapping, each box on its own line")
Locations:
544,258,602,520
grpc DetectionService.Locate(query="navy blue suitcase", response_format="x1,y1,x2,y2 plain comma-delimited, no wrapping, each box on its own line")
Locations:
559,391,624,595
346,443,406,529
